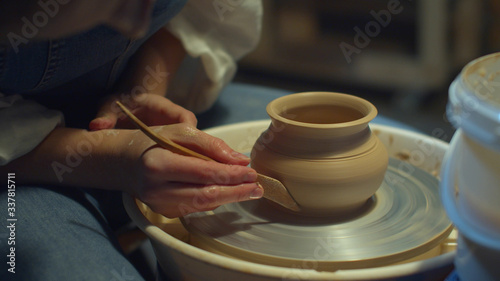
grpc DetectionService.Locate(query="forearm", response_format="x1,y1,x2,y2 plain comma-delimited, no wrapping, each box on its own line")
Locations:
88,30,194,132
115,28,186,97
0,127,145,193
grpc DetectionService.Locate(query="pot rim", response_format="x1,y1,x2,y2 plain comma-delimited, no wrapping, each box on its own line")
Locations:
266,92,378,129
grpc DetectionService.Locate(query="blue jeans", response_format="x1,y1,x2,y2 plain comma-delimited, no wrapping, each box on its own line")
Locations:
0,1,186,280
0,0,187,129
0,186,141,281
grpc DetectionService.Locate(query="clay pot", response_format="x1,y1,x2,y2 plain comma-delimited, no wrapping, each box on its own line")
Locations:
251,92,389,215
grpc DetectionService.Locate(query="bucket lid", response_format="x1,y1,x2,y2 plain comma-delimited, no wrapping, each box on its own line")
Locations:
448,53,500,151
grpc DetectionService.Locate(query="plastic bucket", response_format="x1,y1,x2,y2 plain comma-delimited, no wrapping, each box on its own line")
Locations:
447,53,500,235
441,130,500,280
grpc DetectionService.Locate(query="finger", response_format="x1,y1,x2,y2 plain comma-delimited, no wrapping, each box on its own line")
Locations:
89,99,121,130
166,103,197,127
179,111,197,127
162,124,251,165
89,114,117,131
142,148,257,185
149,97,198,127
145,183,264,218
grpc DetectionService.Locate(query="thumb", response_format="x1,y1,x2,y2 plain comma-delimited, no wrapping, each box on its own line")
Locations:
89,112,118,131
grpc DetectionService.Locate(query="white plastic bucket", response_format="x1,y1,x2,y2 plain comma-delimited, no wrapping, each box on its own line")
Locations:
441,131,500,238
441,130,500,281
447,53,500,234
442,52,500,280
457,132,500,234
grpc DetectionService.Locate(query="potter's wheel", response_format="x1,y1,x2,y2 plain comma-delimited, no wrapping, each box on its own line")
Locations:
182,158,453,270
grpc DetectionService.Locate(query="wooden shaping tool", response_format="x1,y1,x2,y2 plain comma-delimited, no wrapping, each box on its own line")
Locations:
116,101,300,212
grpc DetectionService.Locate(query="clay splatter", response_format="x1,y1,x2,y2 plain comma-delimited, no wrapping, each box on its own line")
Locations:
395,150,410,161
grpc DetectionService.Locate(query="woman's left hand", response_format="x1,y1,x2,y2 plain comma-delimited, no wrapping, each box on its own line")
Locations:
89,93,198,130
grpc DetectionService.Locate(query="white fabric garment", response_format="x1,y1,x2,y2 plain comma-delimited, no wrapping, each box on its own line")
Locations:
0,0,262,165
0,93,64,165
165,0,262,113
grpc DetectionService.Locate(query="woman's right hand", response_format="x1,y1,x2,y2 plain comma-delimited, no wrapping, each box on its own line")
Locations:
117,123,263,218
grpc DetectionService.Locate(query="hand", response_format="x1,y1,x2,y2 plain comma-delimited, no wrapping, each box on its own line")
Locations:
1,121,261,218
89,93,197,130
121,123,263,218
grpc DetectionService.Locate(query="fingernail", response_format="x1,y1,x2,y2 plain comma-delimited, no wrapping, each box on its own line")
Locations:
249,184,264,199
231,151,250,161
89,118,106,131
244,171,257,182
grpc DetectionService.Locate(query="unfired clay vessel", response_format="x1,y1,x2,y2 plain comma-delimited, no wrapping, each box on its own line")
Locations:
251,92,389,215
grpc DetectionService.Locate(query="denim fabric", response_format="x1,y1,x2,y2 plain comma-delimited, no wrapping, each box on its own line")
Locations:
0,186,140,281
0,0,187,128
0,1,187,280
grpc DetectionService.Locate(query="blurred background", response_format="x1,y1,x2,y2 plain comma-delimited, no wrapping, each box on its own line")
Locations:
234,0,500,141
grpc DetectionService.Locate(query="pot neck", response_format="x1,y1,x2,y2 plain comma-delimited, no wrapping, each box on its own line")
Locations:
260,121,376,159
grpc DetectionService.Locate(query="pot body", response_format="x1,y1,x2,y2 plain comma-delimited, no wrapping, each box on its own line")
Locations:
251,92,388,215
